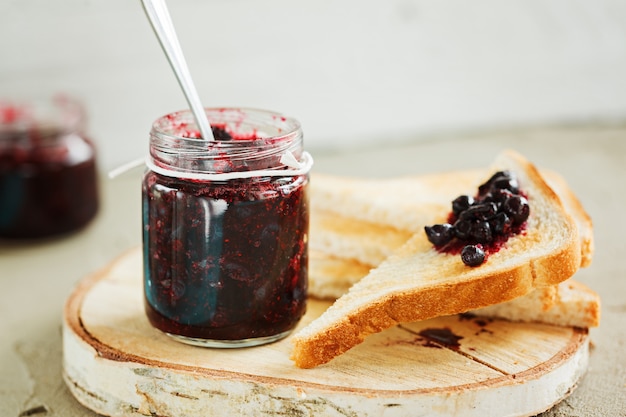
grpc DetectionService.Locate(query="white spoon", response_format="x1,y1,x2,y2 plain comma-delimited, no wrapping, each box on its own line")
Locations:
140,0,214,140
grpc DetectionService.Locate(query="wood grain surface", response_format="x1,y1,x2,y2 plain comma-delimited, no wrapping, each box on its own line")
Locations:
63,247,590,417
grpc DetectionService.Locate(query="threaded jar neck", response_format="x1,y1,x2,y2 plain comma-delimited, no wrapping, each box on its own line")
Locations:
149,108,304,176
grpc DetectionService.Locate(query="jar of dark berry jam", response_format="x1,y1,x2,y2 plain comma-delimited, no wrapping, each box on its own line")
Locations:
142,108,312,347
0,95,99,239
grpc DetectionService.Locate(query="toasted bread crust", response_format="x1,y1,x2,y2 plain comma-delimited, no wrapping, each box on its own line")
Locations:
542,170,594,268
292,150,582,368
472,279,600,328
292,267,532,368
308,249,600,328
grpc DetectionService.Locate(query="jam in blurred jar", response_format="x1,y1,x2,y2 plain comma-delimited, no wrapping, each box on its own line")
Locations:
142,108,312,347
0,95,99,239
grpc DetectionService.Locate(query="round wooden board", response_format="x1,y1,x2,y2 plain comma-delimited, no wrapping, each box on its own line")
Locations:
63,247,589,417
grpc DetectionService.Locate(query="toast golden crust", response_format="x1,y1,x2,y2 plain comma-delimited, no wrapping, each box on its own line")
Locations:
292,267,533,369
542,170,594,268
472,279,600,328
308,249,600,328
292,150,582,368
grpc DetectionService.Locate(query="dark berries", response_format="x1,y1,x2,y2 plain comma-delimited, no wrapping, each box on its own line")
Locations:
424,170,530,267
503,195,530,224
478,170,518,196
454,219,472,240
461,245,485,266
491,175,519,194
469,221,492,244
458,202,498,221
211,125,233,140
489,212,512,235
483,189,514,207
425,223,455,246
452,195,474,215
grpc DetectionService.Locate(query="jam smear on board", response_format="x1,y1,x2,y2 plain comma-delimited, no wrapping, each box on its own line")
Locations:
418,327,464,350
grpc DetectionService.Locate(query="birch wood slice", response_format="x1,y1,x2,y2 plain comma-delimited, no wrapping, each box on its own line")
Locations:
62,247,590,417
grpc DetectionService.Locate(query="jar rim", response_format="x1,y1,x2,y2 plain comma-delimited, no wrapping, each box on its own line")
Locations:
151,107,302,145
148,107,307,177
0,94,84,136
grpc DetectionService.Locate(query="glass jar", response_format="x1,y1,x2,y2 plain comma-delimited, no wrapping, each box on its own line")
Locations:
142,108,312,347
0,95,99,239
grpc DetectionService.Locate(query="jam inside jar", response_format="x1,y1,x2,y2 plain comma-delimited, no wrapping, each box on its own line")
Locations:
142,108,311,347
0,96,99,239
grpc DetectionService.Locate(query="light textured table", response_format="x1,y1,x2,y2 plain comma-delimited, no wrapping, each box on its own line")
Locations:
1,125,624,417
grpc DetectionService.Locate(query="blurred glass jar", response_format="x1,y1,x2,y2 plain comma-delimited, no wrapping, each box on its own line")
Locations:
0,95,99,239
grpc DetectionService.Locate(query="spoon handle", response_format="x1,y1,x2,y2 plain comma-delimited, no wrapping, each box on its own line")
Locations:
141,0,214,140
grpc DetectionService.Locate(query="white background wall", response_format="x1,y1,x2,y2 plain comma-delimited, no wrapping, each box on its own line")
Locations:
2,0,626,172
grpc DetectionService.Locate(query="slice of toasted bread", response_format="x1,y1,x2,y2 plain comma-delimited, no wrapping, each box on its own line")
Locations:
292,150,582,368
310,169,485,234
309,251,600,328
307,160,599,334
309,222,600,328
310,170,593,269
308,251,372,301
310,211,413,266
308,168,593,298
471,279,600,328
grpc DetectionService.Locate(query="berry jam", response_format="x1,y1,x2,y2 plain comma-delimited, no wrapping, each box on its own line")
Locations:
142,108,310,345
0,102,99,239
424,170,529,266
143,172,309,341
